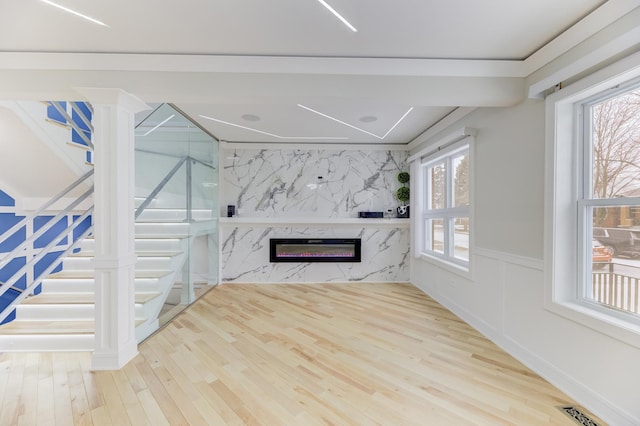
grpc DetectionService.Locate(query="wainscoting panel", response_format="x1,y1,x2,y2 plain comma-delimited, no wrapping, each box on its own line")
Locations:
412,248,639,426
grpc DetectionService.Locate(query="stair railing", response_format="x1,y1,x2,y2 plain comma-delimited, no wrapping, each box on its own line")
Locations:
0,208,93,324
0,186,93,273
69,102,94,135
0,170,95,321
134,149,216,222
135,155,189,220
0,169,94,246
48,101,94,149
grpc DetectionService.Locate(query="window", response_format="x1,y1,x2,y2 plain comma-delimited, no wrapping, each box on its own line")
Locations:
546,52,640,347
420,141,470,270
579,81,640,316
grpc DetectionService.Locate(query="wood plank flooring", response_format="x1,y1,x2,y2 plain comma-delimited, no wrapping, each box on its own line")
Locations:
0,283,603,425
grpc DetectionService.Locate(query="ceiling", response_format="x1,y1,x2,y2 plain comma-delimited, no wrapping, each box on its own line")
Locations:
0,0,628,145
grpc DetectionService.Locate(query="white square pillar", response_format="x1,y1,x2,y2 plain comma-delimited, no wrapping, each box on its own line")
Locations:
75,88,149,370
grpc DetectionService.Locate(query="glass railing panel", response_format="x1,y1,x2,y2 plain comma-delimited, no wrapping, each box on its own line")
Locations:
135,103,218,329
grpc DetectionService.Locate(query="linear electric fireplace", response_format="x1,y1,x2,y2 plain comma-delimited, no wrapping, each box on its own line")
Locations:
270,238,361,263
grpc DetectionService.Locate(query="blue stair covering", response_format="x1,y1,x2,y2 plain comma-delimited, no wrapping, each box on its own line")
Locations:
46,101,67,126
71,102,92,148
46,101,94,164
0,100,95,325
0,193,26,325
0,192,93,325
0,288,20,323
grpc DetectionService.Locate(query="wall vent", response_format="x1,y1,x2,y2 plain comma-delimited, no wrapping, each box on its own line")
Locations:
558,406,599,426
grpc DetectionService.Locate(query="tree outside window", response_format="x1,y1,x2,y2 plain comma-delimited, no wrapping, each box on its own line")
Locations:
421,144,470,268
584,83,640,317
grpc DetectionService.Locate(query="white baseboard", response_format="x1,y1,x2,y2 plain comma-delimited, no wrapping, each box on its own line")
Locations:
91,341,138,371
411,280,638,426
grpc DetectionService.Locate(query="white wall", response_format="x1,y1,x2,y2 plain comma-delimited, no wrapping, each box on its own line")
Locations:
0,104,91,207
411,100,639,425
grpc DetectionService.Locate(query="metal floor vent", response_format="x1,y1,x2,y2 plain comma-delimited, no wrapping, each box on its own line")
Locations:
558,406,600,426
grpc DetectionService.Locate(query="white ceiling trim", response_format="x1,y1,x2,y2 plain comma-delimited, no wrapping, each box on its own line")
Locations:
0,52,525,78
527,6,640,98
407,107,477,151
220,141,410,151
522,0,640,75
0,3,635,81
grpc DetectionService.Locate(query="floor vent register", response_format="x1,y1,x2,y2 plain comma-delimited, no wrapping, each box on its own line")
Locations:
558,406,600,426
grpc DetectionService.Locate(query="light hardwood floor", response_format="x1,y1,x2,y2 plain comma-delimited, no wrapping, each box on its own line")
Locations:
0,283,603,425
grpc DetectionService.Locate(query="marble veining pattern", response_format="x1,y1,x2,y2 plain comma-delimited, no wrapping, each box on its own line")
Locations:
221,148,410,283
223,149,408,217
221,226,410,283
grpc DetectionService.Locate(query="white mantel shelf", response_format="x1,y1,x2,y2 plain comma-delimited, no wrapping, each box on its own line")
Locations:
219,217,410,227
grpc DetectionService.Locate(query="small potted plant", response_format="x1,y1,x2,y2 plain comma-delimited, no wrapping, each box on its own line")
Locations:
396,171,410,218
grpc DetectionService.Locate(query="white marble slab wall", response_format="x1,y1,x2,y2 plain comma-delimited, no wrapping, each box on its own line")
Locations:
221,225,410,283
220,147,410,283
222,149,408,217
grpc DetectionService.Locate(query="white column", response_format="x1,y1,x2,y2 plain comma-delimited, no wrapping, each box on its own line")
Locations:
76,88,149,370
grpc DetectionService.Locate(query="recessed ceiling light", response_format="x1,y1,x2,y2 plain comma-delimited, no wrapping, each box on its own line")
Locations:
359,116,378,123
40,0,109,27
298,104,381,139
298,104,413,140
241,114,261,122
199,115,347,140
142,114,175,136
315,0,357,32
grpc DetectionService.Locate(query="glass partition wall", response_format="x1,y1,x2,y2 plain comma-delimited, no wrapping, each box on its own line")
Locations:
135,103,218,327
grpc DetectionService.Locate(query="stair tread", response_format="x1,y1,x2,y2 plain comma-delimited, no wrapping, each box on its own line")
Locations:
0,319,146,335
135,207,213,211
0,320,94,334
2,220,186,343
22,292,162,305
69,251,183,258
136,219,213,223
134,234,190,238
48,270,173,279
83,236,183,241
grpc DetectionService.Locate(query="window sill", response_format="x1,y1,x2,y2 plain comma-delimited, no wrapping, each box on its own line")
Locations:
418,253,472,280
545,299,640,349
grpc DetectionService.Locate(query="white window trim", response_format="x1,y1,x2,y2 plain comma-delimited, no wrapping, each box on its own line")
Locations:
545,50,640,349
411,131,475,279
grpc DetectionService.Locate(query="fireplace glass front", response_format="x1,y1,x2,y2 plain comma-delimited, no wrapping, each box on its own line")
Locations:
270,238,361,263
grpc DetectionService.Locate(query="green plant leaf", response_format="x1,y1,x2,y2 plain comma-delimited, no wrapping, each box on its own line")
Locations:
396,186,410,203
398,172,410,184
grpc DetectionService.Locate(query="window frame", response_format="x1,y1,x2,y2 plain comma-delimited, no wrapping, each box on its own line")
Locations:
545,51,640,348
418,139,472,274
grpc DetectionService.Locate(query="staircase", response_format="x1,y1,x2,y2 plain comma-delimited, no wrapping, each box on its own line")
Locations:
0,221,191,351
0,100,218,352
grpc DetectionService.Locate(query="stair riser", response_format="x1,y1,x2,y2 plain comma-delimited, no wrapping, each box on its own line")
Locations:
16,305,95,320
41,278,95,293
137,209,213,221
63,256,177,271
40,277,163,293
16,304,149,320
135,222,190,237
0,335,94,352
79,238,184,253
0,220,191,350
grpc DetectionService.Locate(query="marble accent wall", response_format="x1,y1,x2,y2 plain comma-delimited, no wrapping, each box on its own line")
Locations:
222,149,408,217
220,147,410,283
221,225,410,283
